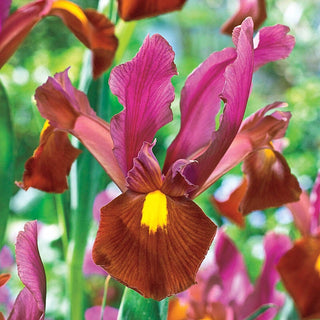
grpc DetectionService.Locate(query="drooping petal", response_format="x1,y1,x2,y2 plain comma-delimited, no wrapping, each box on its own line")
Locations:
253,25,295,71
0,0,11,32
164,47,237,171
221,0,267,35
186,17,254,194
93,190,216,300
110,34,177,174
310,171,320,234
239,147,301,215
215,230,253,306
238,232,291,320
16,121,81,193
210,179,247,227
117,0,187,21
35,69,126,191
85,306,118,320
277,235,320,320
193,102,291,197
8,221,46,320
49,1,118,78
286,192,311,237
0,0,53,69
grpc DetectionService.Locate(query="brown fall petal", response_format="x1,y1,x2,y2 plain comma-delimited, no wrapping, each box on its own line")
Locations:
16,123,81,193
0,273,10,287
93,190,216,300
117,0,187,21
277,235,320,320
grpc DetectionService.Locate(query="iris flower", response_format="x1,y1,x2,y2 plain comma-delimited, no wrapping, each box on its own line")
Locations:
19,17,299,299
0,221,46,320
277,171,320,319
168,230,292,320
0,0,118,79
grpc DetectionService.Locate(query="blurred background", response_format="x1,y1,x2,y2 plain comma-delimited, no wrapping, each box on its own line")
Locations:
1,0,320,318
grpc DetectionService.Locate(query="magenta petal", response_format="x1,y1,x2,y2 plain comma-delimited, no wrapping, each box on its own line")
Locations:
83,247,107,277
187,17,254,193
8,221,46,320
164,47,237,171
238,232,292,320
0,0,11,32
93,188,119,222
253,24,295,71
215,230,253,306
85,306,118,320
110,34,177,174
0,246,14,269
310,171,320,234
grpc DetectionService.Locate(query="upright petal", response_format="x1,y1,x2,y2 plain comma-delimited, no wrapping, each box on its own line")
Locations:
93,191,216,300
164,47,237,171
239,147,301,215
186,17,254,194
253,24,295,70
16,121,81,193
8,221,46,320
310,171,320,234
0,0,11,32
35,69,126,191
277,235,320,320
238,232,291,320
110,34,177,174
118,0,187,21
221,0,267,35
49,1,118,78
0,0,53,68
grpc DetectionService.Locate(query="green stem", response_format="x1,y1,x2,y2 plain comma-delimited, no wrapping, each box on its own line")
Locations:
54,194,68,260
100,275,111,320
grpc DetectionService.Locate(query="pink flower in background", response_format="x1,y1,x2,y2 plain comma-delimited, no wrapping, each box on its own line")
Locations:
168,230,292,320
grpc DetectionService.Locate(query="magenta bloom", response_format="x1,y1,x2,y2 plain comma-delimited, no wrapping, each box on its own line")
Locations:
168,230,292,320
23,17,299,299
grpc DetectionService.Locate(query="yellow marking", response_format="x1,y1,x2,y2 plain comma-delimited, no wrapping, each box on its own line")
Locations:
40,120,51,136
51,0,88,24
263,148,275,159
315,253,320,276
141,190,168,234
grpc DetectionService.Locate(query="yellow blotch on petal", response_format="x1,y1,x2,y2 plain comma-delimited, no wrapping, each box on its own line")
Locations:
263,148,276,160
51,0,88,25
315,253,320,276
141,190,168,233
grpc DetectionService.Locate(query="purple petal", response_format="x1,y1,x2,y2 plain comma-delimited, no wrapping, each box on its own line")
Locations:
310,171,320,234
85,306,118,320
253,24,295,71
0,246,14,269
110,34,177,174
8,221,46,320
164,47,237,171
83,247,107,277
215,230,253,306
0,0,11,32
238,232,292,320
93,188,119,222
186,17,254,194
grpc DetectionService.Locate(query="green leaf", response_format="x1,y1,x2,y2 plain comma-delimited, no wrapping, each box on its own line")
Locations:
118,288,168,320
244,304,276,320
0,81,14,247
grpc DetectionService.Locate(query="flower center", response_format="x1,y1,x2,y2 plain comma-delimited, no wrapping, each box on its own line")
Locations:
141,190,168,233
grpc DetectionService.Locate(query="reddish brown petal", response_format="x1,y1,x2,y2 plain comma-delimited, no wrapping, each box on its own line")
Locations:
210,179,247,227
93,190,217,300
117,0,187,21
16,122,81,193
49,2,118,79
240,147,301,215
221,0,267,35
277,235,320,320
0,273,10,287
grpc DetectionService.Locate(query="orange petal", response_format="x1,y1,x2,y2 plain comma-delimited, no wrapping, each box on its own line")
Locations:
239,147,301,215
168,298,188,320
49,1,118,78
16,122,81,193
93,190,217,300
210,179,247,227
221,0,267,35
277,235,320,320
118,0,187,21
0,273,10,287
